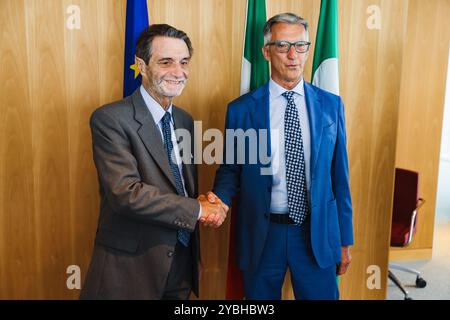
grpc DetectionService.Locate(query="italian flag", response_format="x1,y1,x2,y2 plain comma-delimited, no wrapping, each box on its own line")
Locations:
311,0,340,95
240,0,269,95
226,0,269,300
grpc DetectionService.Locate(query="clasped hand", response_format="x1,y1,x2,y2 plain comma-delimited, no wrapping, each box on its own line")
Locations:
197,191,229,228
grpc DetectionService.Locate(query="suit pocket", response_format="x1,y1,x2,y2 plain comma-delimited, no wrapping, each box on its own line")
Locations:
95,228,139,254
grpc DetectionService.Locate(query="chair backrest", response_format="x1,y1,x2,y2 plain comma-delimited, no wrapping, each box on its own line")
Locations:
392,168,419,224
390,168,420,247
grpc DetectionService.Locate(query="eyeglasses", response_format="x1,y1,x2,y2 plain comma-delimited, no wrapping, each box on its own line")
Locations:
265,40,311,53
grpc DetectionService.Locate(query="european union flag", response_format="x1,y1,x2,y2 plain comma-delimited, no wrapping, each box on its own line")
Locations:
123,0,149,97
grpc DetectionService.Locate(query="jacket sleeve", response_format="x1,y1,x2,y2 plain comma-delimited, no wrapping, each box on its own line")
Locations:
90,108,199,232
212,104,241,207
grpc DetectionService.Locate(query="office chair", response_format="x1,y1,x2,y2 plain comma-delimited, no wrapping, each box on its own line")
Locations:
389,168,426,300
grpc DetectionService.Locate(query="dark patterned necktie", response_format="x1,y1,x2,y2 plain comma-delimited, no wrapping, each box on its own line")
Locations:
161,112,190,246
282,91,309,225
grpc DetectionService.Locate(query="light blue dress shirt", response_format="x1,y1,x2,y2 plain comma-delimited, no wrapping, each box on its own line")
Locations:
269,79,311,214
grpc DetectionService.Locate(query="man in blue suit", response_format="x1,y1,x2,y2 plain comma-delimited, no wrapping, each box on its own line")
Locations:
209,13,353,300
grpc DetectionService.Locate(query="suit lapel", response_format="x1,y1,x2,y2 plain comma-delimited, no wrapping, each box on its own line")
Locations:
304,82,323,177
131,90,178,190
172,107,196,197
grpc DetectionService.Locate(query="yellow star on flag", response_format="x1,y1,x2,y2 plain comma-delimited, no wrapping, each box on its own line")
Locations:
130,63,140,79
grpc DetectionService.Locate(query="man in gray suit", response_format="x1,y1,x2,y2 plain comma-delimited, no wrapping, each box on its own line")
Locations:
80,24,228,300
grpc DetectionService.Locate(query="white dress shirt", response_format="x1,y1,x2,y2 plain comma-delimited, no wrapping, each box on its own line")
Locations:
269,79,311,214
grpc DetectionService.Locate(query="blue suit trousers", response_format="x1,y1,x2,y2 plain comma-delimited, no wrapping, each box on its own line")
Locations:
242,218,339,300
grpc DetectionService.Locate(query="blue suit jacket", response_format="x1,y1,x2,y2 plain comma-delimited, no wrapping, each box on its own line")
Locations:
213,81,354,271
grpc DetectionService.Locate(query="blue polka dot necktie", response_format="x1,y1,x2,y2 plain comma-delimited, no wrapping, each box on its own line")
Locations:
161,112,190,247
282,91,309,225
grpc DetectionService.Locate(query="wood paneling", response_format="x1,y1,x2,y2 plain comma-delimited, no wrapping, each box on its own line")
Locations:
0,0,38,299
0,0,445,300
26,0,73,299
0,0,125,299
393,0,450,259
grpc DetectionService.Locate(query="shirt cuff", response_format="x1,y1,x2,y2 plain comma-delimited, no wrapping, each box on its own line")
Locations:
197,202,202,220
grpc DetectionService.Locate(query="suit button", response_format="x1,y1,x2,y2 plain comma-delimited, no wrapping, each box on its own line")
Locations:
167,251,174,257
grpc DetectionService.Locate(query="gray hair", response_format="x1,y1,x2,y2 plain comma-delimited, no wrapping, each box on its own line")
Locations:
263,13,309,46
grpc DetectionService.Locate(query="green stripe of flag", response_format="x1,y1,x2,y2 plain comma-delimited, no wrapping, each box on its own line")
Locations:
311,0,340,95
241,0,269,94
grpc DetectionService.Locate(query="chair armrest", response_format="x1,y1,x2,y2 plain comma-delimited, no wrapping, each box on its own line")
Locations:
406,198,425,245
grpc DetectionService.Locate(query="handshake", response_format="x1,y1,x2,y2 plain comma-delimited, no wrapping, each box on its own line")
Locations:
197,191,229,228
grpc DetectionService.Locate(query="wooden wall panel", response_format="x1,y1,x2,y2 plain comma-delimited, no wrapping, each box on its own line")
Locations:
0,0,125,299
63,0,101,299
26,0,72,299
392,0,450,260
0,0,38,299
97,0,126,105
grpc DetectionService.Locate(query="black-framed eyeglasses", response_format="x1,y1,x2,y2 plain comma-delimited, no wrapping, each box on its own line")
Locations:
266,40,311,53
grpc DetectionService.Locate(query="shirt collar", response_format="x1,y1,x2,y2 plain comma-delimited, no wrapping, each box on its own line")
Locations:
269,78,304,98
140,85,173,125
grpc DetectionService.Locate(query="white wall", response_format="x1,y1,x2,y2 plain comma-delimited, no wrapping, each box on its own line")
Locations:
440,51,450,161
436,50,450,221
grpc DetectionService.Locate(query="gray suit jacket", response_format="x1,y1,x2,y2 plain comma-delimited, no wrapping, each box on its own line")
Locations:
80,89,201,299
